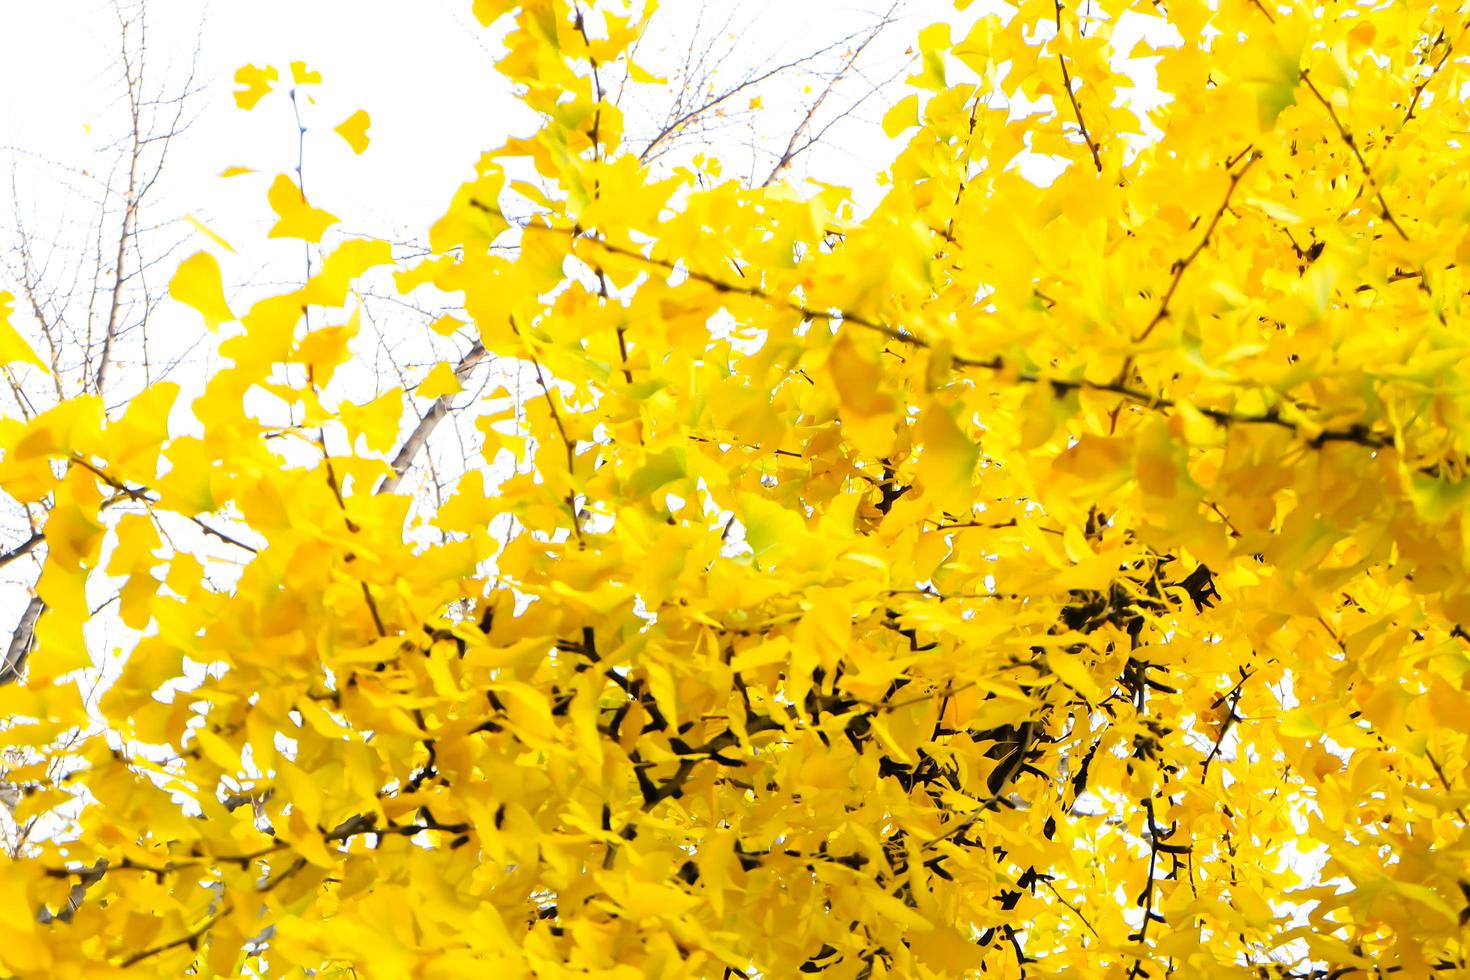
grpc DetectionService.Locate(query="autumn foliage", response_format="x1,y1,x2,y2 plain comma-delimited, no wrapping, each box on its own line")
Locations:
3,0,1470,976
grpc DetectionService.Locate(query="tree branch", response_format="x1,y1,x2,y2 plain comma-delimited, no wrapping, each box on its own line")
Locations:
375,340,487,496
0,531,42,571
0,595,43,686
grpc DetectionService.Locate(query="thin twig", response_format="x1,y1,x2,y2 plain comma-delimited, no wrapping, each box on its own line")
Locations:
1133,152,1258,345
0,531,43,570
1298,71,1408,241
94,2,147,394
1054,0,1103,173
117,904,230,968
639,29,878,163
760,4,899,187
507,317,584,544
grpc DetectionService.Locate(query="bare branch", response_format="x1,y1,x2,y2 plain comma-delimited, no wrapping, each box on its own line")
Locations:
375,342,489,496
0,596,44,686
94,2,148,394
638,27,880,164
760,4,900,188
0,531,43,571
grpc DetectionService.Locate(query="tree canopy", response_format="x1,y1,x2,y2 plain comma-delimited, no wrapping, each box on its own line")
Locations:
2,0,1470,976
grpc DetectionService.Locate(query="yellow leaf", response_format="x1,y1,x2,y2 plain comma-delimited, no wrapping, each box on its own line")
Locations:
1280,707,1326,739
418,361,463,400
303,238,395,308
1018,382,1075,451
184,214,236,254
1233,14,1308,130
194,727,244,772
0,291,48,372
882,94,920,138
267,174,340,243
546,579,635,617
497,682,557,748
13,786,72,825
829,332,893,419
233,64,278,110
334,109,371,154
340,389,405,454
598,875,701,921
108,380,179,479
644,661,680,729
913,22,950,90
278,760,322,827
428,160,507,253
1045,650,1104,703
290,60,322,85
471,0,518,27
1176,401,1225,448
738,492,808,564
295,313,360,384
168,252,235,331
729,636,791,672
1051,435,1133,498
106,513,161,578
913,928,987,973
430,314,466,337
914,399,977,511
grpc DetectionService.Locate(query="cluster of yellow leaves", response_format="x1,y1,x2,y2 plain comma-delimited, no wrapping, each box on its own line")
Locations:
4,0,1470,977
234,60,372,158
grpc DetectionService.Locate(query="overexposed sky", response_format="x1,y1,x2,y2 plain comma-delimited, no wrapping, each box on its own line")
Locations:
0,0,925,246
0,0,929,424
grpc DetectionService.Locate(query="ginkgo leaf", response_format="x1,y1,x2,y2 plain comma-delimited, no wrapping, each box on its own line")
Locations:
428,166,508,253
218,166,255,178
828,332,892,418
418,361,462,400
290,60,322,85
295,311,360,385
429,314,466,337
914,399,977,511
0,291,48,372
1045,649,1104,703
334,109,371,154
882,94,920,138
167,252,235,331
1280,708,1327,739
266,174,340,243
184,214,236,254
738,492,809,564
233,63,278,109
340,389,405,454
1232,12,1309,130
302,238,394,307
471,0,519,28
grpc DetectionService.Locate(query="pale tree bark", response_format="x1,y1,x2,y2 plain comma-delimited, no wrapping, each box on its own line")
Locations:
376,341,488,496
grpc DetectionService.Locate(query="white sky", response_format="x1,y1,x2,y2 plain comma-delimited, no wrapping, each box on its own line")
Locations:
0,0,931,436
0,0,925,244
